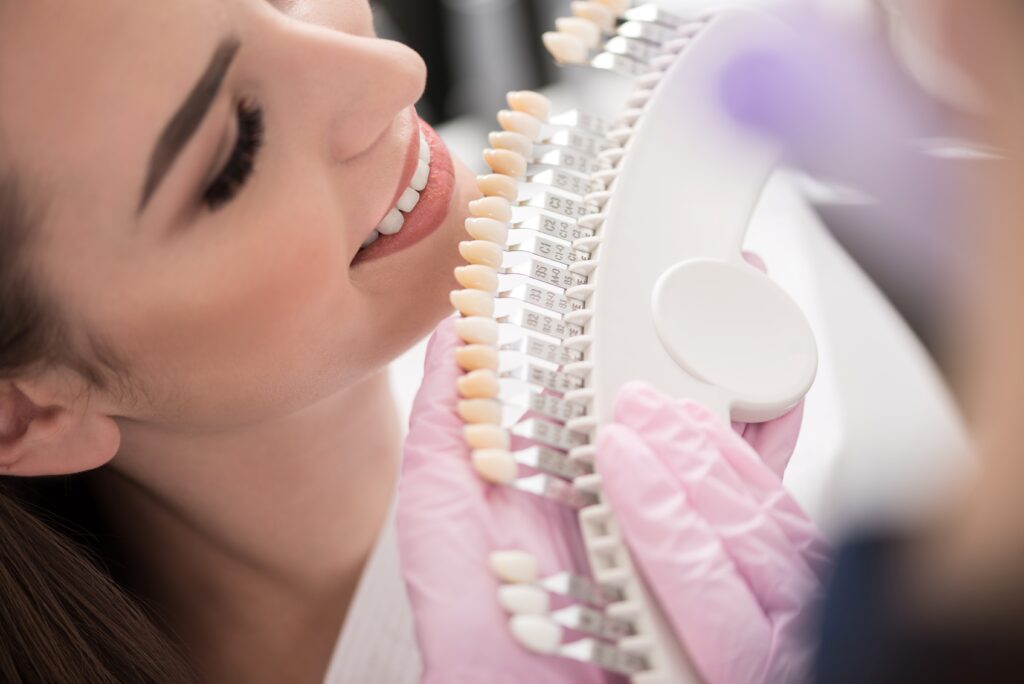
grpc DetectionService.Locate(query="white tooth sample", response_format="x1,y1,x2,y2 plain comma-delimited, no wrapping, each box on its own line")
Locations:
454,316,499,344
450,289,495,318
555,16,601,49
458,370,500,399
457,398,502,425
419,133,431,164
473,448,517,483
510,615,563,655
469,196,513,223
459,240,503,269
489,131,533,158
377,208,404,235
571,1,615,33
454,265,499,292
498,585,551,615
497,110,543,141
476,174,519,202
397,187,421,213
595,0,629,17
542,31,589,66
483,149,527,179
465,424,511,449
490,550,540,583
465,217,509,244
455,344,500,372
361,230,380,248
411,160,430,191
507,91,552,122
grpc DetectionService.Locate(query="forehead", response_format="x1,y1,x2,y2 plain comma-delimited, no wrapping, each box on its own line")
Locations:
0,0,226,221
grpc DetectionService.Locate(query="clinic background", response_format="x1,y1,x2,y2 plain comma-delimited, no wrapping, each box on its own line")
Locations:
376,0,972,542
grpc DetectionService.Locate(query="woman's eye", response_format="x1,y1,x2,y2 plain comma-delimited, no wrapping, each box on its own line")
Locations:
203,101,264,211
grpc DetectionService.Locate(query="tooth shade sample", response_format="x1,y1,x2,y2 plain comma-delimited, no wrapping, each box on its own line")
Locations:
484,148,527,179
396,187,420,212
454,316,499,344
542,31,589,66
507,90,552,122
458,399,502,425
489,550,540,583
510,615,563,655
555,17,601,49
489,131,533,158
411,160,430,191
473,448,517,483
497,110,543,141
458,370,500,399
450,289,495,317
571,1,615,33
454,265,499,292
459,240,503,269
455,344,500,372
378,208,404,235
464,424,511,449
595,0,629,16
469,196,513,222
476,174,519,202
498,585,551,615
465,217,510,244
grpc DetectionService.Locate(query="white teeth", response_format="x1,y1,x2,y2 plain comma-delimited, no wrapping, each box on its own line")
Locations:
361,230,380,248
397,187,421,213
377,208,404,235
411,160,430,191
419,133,431,165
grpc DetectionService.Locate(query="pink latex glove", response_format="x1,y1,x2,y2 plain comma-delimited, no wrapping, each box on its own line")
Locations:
598,384,831,684
398,317,813,683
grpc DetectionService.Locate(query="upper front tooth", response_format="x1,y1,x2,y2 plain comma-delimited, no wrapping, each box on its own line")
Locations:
377,208,404,235
411,160,430,191
361,230,380,248
419,133,431,164
397,187,420,213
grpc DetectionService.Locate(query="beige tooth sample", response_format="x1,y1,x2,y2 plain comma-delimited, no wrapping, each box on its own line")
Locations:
455,344,499,372
484,149,527,179
488,131,533,158
507,91,551,122
497,110,543,141
489,550,540,583
459,240,503,269
555,16,601,49
454,265,498,292
498,585,551,615
465,217,509,244
458,399,502,425
571,1,615,33
454,315,499,345
469,196,513,223
595,0,630,16
476,174,518,202
542,31,590,66
472,448,517,483
458,369,500,399
464,423,511,449
510,615,563,655
450,289,495,317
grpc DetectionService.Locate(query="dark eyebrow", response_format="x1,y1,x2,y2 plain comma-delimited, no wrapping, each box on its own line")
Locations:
138,37,241,212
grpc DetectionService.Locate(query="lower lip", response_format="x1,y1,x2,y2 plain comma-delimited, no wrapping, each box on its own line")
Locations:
352,120,456,265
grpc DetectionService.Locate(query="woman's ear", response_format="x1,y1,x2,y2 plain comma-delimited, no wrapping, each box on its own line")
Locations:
0,377,120,477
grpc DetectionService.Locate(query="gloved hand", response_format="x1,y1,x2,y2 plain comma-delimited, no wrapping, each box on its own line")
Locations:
598,383,831,684
398,318,819,683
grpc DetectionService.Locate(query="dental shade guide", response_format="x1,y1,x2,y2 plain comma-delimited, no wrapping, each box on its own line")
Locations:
454,2,818,682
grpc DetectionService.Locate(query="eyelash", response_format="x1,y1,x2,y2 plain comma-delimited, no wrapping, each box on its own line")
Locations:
203,100,265,211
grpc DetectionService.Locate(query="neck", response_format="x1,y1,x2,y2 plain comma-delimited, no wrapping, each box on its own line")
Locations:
90,369,401,682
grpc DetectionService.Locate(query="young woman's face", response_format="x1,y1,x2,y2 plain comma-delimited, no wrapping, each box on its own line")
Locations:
0,0,476,430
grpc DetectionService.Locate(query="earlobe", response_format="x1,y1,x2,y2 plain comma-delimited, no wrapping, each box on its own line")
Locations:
0,381,121,477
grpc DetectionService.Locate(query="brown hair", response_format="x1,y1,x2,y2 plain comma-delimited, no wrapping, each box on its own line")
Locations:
0,176,196,682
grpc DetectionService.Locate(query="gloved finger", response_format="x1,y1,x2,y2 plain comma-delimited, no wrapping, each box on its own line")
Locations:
612,384,819,619
733,403,804,480
597,423,772,684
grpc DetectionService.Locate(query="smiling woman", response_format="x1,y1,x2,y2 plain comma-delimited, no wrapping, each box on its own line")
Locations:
0,0,477,681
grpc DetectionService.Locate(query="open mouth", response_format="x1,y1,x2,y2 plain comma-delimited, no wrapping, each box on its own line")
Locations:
358,126,431,251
